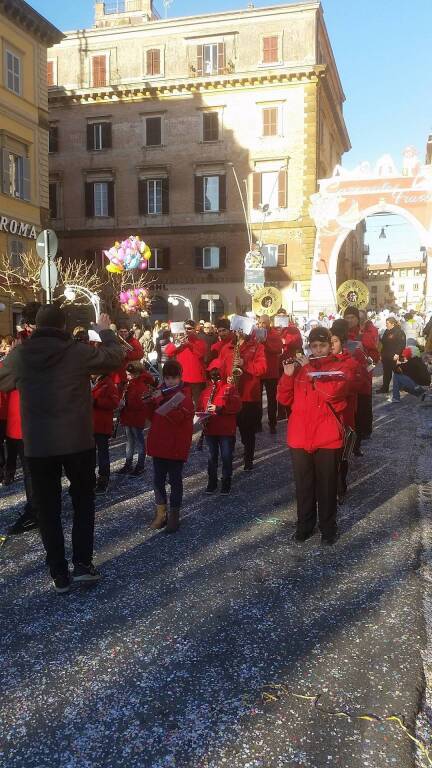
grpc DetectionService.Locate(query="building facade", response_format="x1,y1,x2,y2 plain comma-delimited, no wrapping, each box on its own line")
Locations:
366,260,426,312
0,0,62,333
48,0,350,321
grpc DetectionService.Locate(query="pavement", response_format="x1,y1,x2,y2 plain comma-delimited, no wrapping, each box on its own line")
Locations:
0,387,429,768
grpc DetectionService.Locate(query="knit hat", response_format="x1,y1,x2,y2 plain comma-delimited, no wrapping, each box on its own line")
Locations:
35,305,66,330
343,306,360,321
330,319,349,344
308,326,331,344
215,318,230,331
402,346,421,359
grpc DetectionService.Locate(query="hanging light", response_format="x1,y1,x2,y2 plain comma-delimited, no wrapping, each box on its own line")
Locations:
379,227,387,239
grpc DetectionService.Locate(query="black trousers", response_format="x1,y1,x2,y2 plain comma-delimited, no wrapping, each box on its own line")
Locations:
237,402,260,466
94,433,110,479
259,378,278,428
290,447,339,539
7,437,35,516
153,457,184,509
27,449,96,578
0,419,6,469
355,393,373,439
382,357,394,393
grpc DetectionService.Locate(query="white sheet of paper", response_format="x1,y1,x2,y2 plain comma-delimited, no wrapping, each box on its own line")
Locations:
274,316,289,328
230,315,255,334
155,391,185,415
170,321,185,335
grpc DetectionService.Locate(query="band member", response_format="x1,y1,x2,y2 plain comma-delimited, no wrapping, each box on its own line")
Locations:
343,306,379,443
165,321,207,406
210,318,235,362
112,322,144,388
197,362,242,495
257,315,283,434
277,326,349,545
118,362,154,476
146,360,195,533
218,328,267,471
91,373,120,494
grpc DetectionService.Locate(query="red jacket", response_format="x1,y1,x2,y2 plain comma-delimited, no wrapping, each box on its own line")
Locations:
165,334,207,384
112,337,143,386
280,325,303,358
6,389,22,440
147,384,195,461
197,380,242,436
217,338,267,402
333,351,364,429
261,329,283,379
120,372,154,429
0,362,9,420
349,323,379,364
92,375,120,435
210,333,235,363
277,354,349,451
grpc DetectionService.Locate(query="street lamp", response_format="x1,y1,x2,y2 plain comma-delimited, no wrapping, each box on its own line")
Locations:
168,294,193,320
63,284,101,322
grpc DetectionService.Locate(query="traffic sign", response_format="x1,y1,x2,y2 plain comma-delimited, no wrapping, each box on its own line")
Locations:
40,261,58,293
245,268,265,285
36,229,58,261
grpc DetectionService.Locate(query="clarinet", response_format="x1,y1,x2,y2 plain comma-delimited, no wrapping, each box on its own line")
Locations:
112,380,130,439
197,382,218,452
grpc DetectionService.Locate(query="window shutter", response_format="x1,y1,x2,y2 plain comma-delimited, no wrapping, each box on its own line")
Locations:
194,176,203,213
219,246,227,269
217,42,226,74
47,61,54,87
195,246,203,268
49,125,59,153
138,179,148,215
162,247,170,270
85,183,94,217
218,174,226,211
153,49,161,75
203,112,219,142
107,181,115,217
49,183,57,219
252,172,262,209
146,49,152,74
263,36,278,63
1,149,10,194
146,117,161,146
263,108,277,137
22,158,31,202
102,122,112,149
278,169,287,208
277,244,287,267
161,177,169,215
196,45,204,76
87,123,94,151
92,55,107,87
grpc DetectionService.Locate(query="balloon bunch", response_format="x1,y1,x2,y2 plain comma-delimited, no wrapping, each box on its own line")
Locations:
119,288,149,314
104,236,151,273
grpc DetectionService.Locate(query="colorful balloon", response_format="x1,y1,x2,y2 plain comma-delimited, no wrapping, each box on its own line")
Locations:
104,236,152,273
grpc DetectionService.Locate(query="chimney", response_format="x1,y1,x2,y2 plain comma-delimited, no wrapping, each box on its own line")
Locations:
94,0,158,28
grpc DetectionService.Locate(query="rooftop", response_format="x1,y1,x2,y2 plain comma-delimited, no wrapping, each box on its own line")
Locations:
0,0,63,45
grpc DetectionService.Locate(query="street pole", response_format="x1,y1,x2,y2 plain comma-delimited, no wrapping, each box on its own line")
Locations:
44,229,51,304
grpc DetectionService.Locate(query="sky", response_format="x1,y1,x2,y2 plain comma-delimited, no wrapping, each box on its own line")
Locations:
32,0,430,261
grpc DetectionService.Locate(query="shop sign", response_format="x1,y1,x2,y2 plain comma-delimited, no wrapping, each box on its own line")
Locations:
0,215,39,240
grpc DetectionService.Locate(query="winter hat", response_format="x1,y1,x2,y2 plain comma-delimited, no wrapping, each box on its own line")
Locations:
215,318,230,331
343,306,360,321
330,319,349,343
308,327,331,344
402,346,421,359
36,305,66,330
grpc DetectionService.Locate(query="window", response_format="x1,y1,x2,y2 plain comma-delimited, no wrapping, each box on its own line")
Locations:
262,107,279,137
371,285,377,294
6,50,21,95
262,36,278,63
262,243,286,267
413,283,419,291
148,248,170,270
203,246,219,269
195,246,227,270
196,43,225,76
144,116,162,147
47,61,55,87
146,49,161,76
87,122,112,151
1,149,30,200
138,177,169,215
49,125,59,153
253,168,287,209
92,55,107,87
9,237,26,269
49,182,62,219
195,174,226,213
203,112,219,142
85,181,114,218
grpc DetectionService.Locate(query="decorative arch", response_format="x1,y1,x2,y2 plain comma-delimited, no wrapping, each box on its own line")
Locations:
309,153,432,312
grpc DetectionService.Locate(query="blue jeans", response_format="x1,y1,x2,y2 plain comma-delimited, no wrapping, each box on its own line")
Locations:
125,427,146,462
392,373,423,401
153,457,184,509
205,435,236,481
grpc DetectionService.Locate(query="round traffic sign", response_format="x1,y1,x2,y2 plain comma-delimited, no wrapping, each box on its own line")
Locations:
36,229,58,260
40,261,58,292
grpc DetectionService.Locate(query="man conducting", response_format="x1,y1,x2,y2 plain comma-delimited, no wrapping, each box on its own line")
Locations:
0,305,124,594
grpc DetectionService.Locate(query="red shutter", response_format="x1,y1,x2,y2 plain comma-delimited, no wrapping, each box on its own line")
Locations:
194,176,203,213
147,49,161,76
263,36,278,63
278,169,287,208
253,172,262,209
47,60,54,87
217,42,226,75
138,179,148,215
92,55,107,87
218,175,226,211
85,183,94,217
162,177,169,215
196,45,204,77
277,244,287,267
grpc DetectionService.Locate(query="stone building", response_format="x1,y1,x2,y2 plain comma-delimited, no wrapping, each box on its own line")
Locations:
366,260,426,312
48,0,351,321
0,0,63,333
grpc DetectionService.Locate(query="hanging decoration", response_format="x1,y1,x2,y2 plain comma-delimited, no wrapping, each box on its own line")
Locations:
336,279,370,311
119,288,149,314
104,236,151,273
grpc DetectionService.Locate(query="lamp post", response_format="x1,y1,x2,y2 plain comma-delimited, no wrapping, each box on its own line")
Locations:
63,284,101,322
167,294,193,321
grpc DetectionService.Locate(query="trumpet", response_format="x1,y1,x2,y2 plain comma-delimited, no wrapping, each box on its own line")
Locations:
228,333,243,387
116,334,134,352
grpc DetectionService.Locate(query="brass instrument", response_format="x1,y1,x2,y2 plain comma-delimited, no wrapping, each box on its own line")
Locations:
228,334,243,387
197,381,218,452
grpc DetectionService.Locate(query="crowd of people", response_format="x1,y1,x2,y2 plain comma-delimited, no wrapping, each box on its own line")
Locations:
0,300,431,594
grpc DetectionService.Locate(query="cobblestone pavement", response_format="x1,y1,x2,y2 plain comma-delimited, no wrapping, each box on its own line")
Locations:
0,391,427,768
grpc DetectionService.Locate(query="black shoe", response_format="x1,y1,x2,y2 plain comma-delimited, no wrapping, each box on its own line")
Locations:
7,512,38,536
353,448,363,457
53,572,71,594
117,463,132,475
221,478,231,494
205,480,218,493
321,532,340,545
72,562,101,584
269,426,277,435
95,477,109,495
244,462,254,471
131,464,145,477
3,470,15,486
291,530,314,543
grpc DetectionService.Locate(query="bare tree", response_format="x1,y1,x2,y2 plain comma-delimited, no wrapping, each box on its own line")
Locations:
0,249,43,300
56,257,106,296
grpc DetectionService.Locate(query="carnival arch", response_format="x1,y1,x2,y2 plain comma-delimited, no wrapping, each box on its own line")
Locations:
309,151,432,313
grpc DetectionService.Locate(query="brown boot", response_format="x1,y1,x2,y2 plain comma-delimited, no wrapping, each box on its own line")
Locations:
165,507,180,534
150,504,167,530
